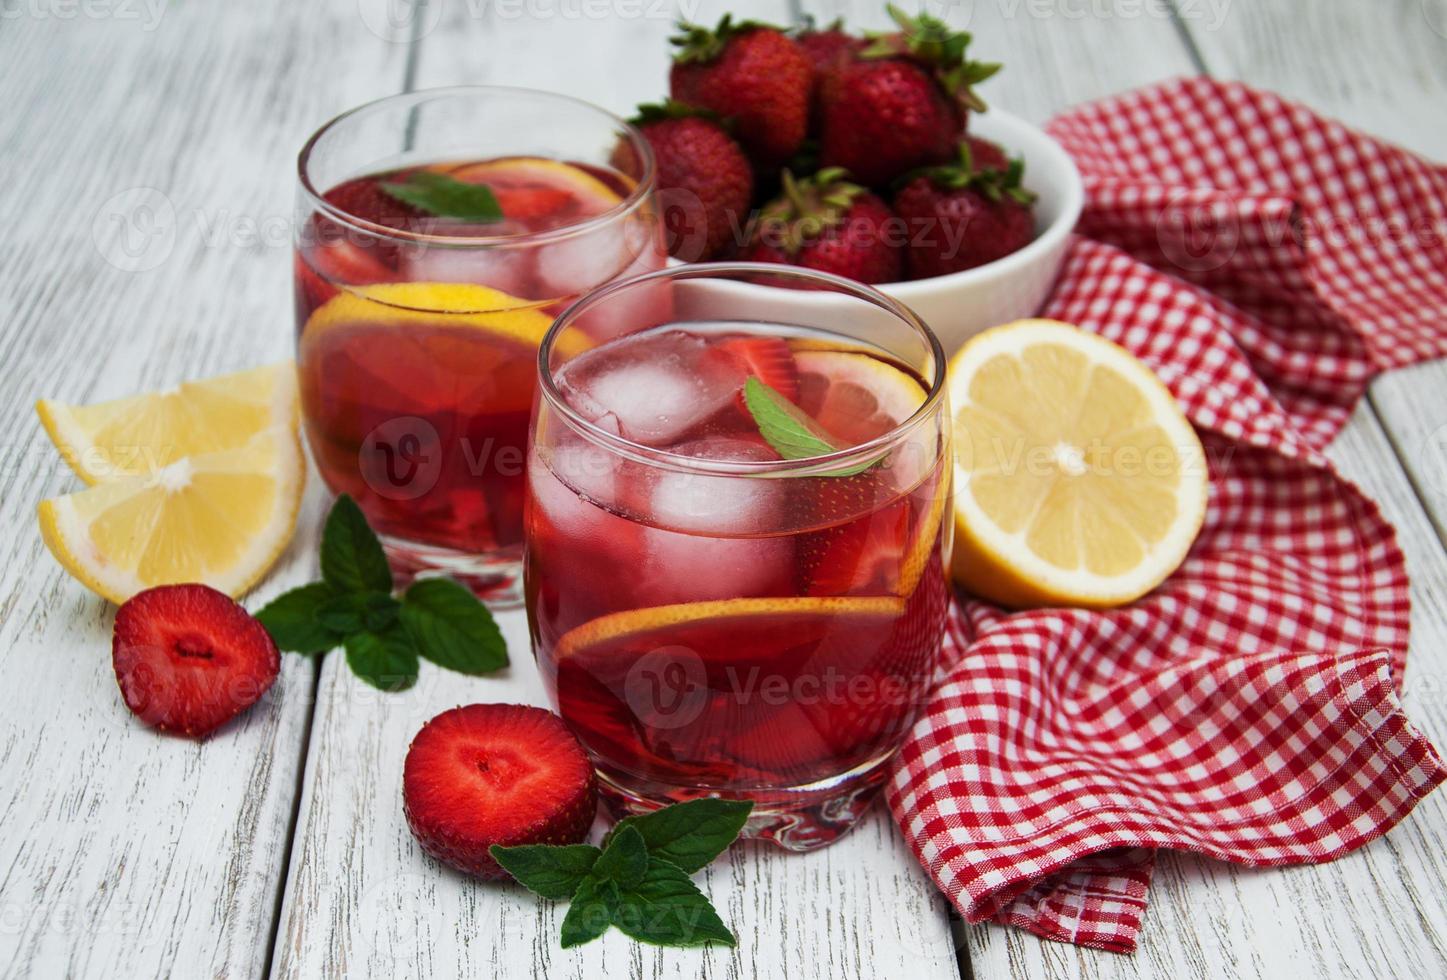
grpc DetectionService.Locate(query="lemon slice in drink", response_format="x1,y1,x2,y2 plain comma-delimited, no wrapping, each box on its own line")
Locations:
948,319,1207,608
37,362,297,484
447,157,624,218
554,595,906,663
38,428,304,604
300,282,589,358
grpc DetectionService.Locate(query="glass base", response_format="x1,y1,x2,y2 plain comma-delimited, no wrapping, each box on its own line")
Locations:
594,751,895,852
381,535,524,609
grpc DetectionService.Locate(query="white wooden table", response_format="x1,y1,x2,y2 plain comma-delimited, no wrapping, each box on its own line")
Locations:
2,1,1445,977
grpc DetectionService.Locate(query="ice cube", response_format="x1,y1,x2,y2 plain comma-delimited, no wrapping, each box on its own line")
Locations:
556,331,745,446
570,230,670,343
630,437,793,603
397,237,537,299
646,437,781,534
536,221,631,299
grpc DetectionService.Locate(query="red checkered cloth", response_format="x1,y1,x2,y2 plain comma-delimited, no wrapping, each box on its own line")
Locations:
887,78,1447,954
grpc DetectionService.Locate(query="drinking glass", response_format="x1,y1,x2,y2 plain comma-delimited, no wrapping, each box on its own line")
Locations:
295,86,663,605
526,263,951,849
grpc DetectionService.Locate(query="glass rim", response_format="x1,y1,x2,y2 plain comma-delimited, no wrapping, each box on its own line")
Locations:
295,83,657,249
537,262,949,478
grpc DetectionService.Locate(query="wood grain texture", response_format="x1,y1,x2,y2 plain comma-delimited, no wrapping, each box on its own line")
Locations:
1182,0,1447,553
0,1,409,977
800,1,1447,977
272,1,961,977
271,614,960,979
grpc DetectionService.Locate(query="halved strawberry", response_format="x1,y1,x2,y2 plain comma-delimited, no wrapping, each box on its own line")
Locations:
720,336,799,401
402,704,597,878
112,584,280,738
323,174,428,230
492,185,575,221
802,501,910,596
295,235,397,313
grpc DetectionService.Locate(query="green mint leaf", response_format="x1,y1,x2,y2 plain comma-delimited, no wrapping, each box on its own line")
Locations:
612,859,735,947
320,494,393,595
743,377,877,478
316,590,399,635
592,825,649,890
380,171,504,223
490,843,601,900
254,582,341,654
399,577,508,675
344,624,419,691
560,875,619,948
612,799,753,874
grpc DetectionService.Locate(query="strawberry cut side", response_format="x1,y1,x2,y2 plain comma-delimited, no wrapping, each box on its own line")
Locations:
402,704,597,879
111,584,281,738
803,503,911,597
721,336,799,401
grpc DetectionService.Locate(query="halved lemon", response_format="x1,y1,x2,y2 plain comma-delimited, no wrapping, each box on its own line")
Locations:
38,427,305,604
300,281,588,358
37,363,297,484
948,319,1207,608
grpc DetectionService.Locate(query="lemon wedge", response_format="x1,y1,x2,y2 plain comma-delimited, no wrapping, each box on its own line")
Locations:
38,427,304,604
948,319,1207,608
37,362,297,484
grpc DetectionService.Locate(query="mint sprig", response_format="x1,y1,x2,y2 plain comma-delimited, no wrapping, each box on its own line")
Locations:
492,799,752,949
380,171,504,223
254,494,507,690
742,376,878,477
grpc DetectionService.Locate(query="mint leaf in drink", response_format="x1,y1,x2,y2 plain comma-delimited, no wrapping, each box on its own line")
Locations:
490,843,601,900
613,859,736,947
591,825,649,890
381,171,504,223
253,494,507,689
491,800,750,949
344,623,420,691
400,577,508,674
610,798,753,874
743,376,876,477
560,875,619,948
320,493,393,594
254,582,341,654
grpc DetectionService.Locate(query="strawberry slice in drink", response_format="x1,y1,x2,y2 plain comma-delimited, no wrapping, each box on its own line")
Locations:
720,336,800,402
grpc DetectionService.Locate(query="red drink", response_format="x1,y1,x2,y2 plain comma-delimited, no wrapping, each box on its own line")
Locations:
526,267,950,849
294,89,663,602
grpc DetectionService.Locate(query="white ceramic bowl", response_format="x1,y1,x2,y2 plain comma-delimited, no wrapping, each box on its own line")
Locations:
876,108,1083,355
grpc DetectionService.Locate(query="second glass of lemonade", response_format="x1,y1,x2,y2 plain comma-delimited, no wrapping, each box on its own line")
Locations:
295,86,664,605
527,264,952,849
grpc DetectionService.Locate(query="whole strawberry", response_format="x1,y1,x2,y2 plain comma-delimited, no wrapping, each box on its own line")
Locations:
741,168,903,284
893,142,1037,278
669,16,812,169
628,102,753,261
796,17,863,76
819,6,999,187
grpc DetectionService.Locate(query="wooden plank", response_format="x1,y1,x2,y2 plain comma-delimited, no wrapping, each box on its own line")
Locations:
0,2,411,977
1182,0,1447,550
272,1,962,978
798,1,1447,977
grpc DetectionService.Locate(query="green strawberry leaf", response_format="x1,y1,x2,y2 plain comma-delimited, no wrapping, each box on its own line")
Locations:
399,577,507,675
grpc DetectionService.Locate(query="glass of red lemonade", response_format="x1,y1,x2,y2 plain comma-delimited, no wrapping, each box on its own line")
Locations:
295,86,664,605
527,263,952,849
